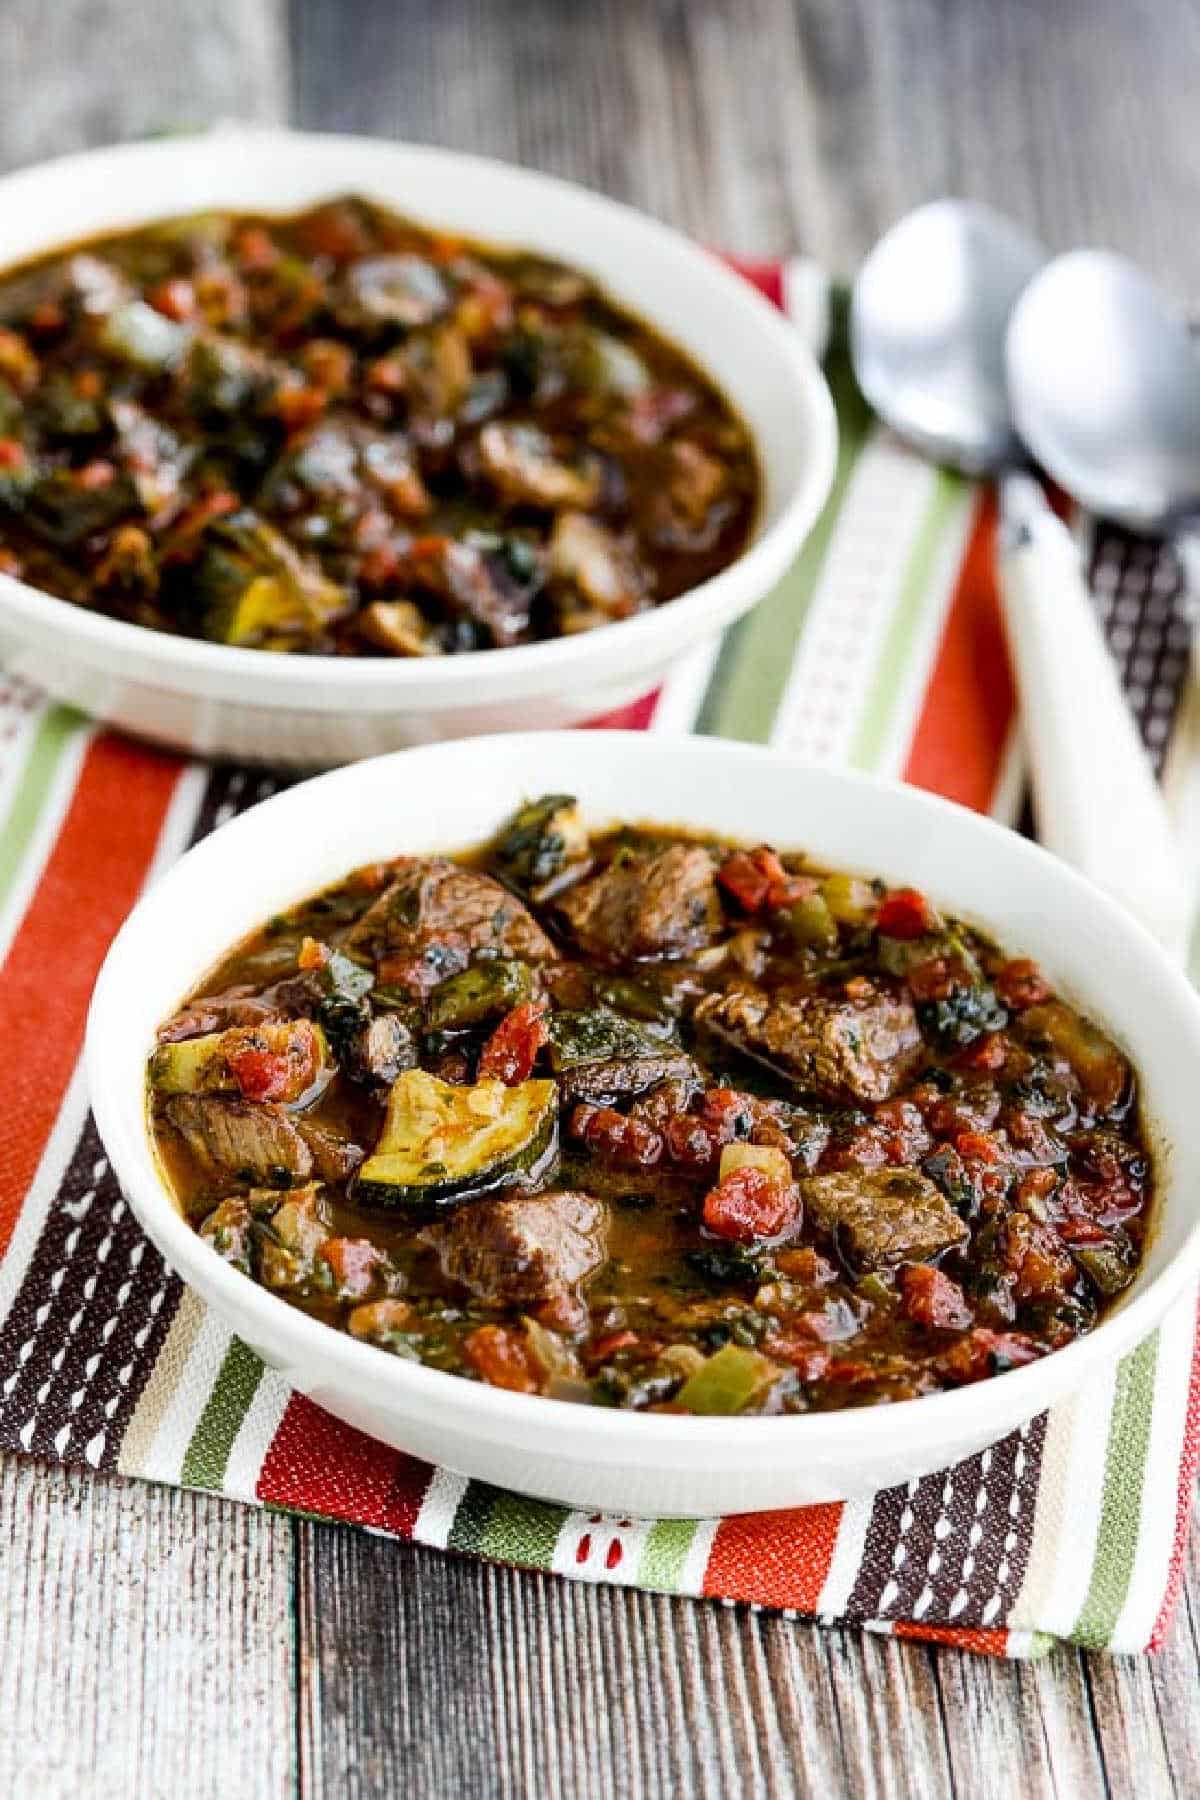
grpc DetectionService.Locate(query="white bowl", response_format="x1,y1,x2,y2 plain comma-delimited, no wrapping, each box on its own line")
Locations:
0,129,836,766
86,732,1200,1516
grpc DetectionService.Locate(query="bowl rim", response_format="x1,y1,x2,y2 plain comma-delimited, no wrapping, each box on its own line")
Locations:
0,127,837,705
86,731,1200,1455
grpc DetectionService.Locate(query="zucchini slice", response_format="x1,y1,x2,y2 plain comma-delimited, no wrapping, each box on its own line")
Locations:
150,1020,330,1106
356,1069,558,1212
149,1032,236,1095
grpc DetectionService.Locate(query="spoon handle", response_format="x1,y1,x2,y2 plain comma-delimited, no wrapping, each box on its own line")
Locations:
997,472,1193,960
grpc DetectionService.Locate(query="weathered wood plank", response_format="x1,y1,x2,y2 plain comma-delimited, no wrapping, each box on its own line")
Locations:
0,0,290,173
0,1454,296,1798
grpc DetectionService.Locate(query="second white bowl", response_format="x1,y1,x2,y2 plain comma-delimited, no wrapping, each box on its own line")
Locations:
0,130,836,765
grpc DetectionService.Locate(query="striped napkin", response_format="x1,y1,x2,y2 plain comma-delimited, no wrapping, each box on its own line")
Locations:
0,260,1197,1659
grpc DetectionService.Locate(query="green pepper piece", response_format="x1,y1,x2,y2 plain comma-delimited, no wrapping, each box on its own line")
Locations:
675,1343,779,1415
820,873,876,927
427,959,533,1030
1073,1236,1137,1297
856,1272,894,1307
788,892,838,950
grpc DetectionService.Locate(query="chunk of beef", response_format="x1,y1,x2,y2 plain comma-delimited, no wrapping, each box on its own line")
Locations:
165,1095,313,1184
402,536,538,650
695,986,921,1104
555,844,721,962
477,422,599,510
336,254,451,330
157,983,282,1044
559,1050,701,1105
347,858,558,972
800,1169,968,1271
344,1013,418,1086
423,1190,608,1309
198,1197,254,1274
296,1121,366,1184
549,512,645,621
647,439,730,549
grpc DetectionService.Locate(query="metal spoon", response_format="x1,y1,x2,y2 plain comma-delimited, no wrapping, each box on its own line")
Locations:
851,200,1191,957
1007,249,1200,590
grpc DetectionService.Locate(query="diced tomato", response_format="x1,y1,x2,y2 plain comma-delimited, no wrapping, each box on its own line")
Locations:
147,277,196,321
717,851,772,913
716,846,813,915
75,459,115,490
226,1019,321,1103
272,382,328,431
28,299,65,335
876,887,939,939
297,935,329,972
1016,1166,1059,1208
761,1336,832,1382
899,1264,973,1331
822,1124,890,1172
573,1104,664,1169
478,1000,549,1085
1055,1211,1109,1246
774,1246,838,1285
318,1237,386,1300
937,1328,1043,1384
906,956,959,1002
1001,1213,1074,1299
926,1090,1000,1139
234,225,281,271
226,1048,294,1102
463,1324,541,1394
663,1112,722,1172
1004,1111,1064,1166
584,1329,642,1366
955,1130,1005,1165
995,958,1051,1011
298,201,371,262
956,1032,1007,1073
366,354,408,395
698,1087,757,1137
871,1099,933,1165
0,438,25,469
702,1167,799,1243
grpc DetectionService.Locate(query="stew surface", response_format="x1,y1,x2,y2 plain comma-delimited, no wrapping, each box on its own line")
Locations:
149,801,1153,1415
0,199,757,653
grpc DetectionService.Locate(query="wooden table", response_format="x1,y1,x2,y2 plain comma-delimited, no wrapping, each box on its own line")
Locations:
3,3,1199,1793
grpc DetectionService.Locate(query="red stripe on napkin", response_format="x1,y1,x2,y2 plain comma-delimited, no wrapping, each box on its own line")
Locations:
0,733,180,1259
702,1503,843,1610
903,493,1015,812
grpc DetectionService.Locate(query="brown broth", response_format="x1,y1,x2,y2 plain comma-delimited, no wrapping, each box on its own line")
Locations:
149,815,1154,1414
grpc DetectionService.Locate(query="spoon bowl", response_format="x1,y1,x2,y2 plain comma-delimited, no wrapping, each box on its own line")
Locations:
1007,250,1200,533
850,198,1045,473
